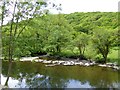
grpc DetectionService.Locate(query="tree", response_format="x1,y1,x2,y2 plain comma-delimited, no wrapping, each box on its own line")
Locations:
1,0,48,86
44,14,73,55
92,28,117,63
1,0,47,62
72,32,89,59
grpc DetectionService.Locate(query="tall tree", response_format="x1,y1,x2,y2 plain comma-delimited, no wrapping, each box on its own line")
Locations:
1,0,47,62
0,1,5,84
72,32,89,59
92,28,117,63
44,14,73,55
1,0,48,86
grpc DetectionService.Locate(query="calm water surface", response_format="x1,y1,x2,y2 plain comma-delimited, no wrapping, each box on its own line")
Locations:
1,61,120,88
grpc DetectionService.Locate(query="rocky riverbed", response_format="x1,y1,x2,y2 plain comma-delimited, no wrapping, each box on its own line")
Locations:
20,56,120,70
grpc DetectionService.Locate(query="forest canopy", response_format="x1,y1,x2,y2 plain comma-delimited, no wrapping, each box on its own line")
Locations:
2,12,119,63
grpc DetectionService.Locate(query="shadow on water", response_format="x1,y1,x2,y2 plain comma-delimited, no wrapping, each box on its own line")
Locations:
2,61,120,88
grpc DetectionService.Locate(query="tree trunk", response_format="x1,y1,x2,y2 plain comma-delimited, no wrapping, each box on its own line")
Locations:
103,45,109,63
4,62,12,86
78,46,82,55
56,45,61,53
102,50,108,64
0,1,5,85
8,1,17,62
103,54,107,63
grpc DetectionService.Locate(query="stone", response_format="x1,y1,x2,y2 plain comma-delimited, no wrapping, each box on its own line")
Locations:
58,61,65,64
81,60,89,64
113,66,120,70
98,64,107,67
89,62,95,65
45,64,57,67
52,61,59,64
106,63,114,66
34,59,43,62
113,62,118,66
74,62,83,65
107,65,112,68
20,57,39,61
63,61,74,66
43,60,52,64
84,63,90,66
38,59,44,62
70,61,75,64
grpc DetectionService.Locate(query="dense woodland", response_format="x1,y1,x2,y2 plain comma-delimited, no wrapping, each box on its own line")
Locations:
2,12,119,64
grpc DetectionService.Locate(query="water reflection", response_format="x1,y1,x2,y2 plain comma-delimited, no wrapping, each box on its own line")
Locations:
66,80,93,88
2,74,93,88
1,74,26,88
2,61,120,88
4,61,12,86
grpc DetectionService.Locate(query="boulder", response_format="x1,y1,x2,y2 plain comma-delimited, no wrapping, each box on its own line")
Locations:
52,61,59,64
98,64,107,67
84,63,90,66
43,60,52,64
74,62,83,65
58,61,65,64
106,63,114,66
34,59,44,62
113,66,120,70
81,60,89,64
45,64,57,67
63,61,74,66
20,57,39,61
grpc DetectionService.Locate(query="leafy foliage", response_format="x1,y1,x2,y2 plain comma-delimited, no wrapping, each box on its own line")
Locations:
2,12,118,63
91,28,117,63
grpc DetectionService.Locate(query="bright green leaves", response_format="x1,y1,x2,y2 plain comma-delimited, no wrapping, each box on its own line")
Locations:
43,14,73,55
2,11,119,63
91,28,118,63
1,0,48,59
71,32,90,57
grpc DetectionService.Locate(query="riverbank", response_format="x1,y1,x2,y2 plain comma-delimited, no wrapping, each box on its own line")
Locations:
19,56,120,70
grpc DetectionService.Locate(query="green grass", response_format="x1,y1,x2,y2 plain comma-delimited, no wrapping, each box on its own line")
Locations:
108,49,118,58
53,46,119,65
108,47,119,64
108,48,118,59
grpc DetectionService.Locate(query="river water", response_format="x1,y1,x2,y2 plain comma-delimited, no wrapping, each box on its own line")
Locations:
1,61,120,88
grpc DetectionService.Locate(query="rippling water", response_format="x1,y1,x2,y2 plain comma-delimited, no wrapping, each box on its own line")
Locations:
1,61,120,88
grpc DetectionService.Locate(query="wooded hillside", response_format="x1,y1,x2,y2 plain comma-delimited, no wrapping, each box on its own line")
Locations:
2,12,118,63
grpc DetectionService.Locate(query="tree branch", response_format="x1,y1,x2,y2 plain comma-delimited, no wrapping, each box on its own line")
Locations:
14,9,20,37
16,19,31,39
9,1,17,62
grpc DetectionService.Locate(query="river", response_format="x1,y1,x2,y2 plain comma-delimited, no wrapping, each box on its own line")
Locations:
1,61,120,88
